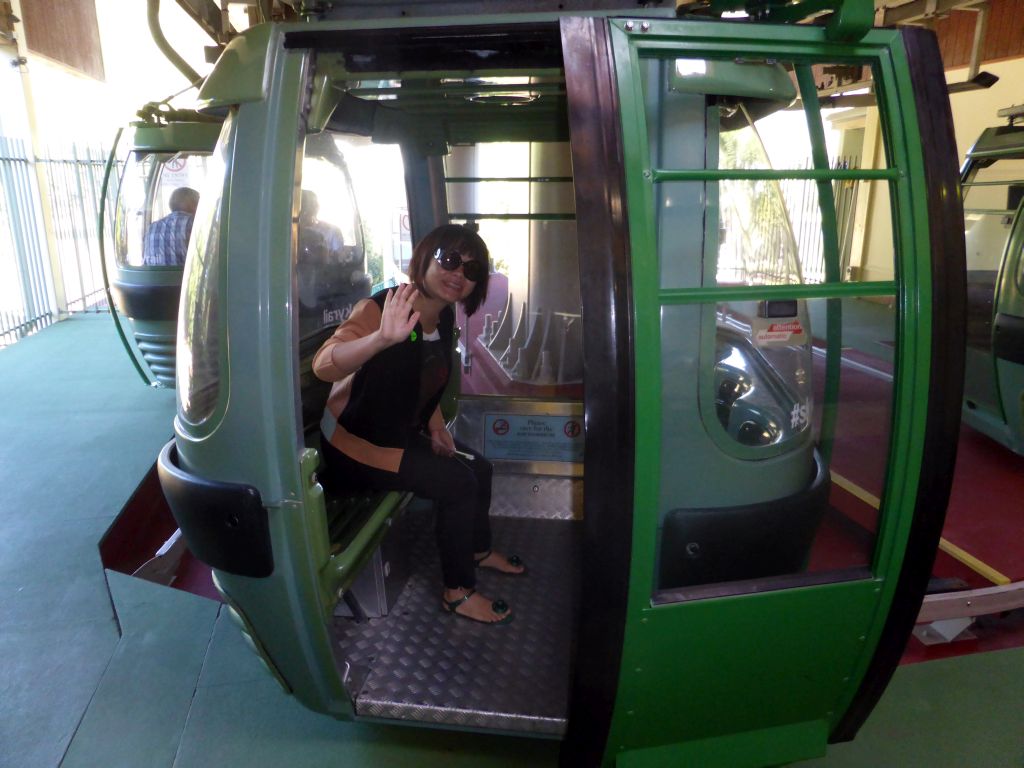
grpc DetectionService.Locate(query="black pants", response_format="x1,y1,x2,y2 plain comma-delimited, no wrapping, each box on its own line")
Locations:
321,433,493,589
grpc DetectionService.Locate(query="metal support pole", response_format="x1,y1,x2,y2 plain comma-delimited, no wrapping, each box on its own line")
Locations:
968,3,990,80
69,144,93,308
8,0,66,316
147,0,203,87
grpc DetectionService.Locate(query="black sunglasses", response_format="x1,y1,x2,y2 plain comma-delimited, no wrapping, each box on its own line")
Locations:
433,248,484,282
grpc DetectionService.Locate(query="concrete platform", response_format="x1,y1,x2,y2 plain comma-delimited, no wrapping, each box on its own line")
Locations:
1,315,1022,768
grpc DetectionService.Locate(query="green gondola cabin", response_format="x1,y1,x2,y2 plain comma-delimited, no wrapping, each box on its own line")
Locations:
107,1,968,765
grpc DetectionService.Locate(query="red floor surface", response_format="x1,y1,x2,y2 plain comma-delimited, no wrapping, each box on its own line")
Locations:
903,423,1024,664
809,347,1024,664
941,424,1024,583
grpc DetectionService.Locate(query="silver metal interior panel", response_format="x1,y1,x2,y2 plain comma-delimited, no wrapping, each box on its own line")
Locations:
333,514,410,618
332,513,580,736
489,474,582,520
452,397,584,477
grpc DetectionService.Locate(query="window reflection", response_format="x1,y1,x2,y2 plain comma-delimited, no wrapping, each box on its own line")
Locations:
657,297,894,598
711,302,812,450
644,57,891,289
115,151,211,268
962,159,1024,350
448,142,583,399
296,131,372,343
178,115,233,425
646,53,899,601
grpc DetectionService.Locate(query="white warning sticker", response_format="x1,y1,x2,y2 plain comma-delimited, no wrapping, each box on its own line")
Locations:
753,319,806,346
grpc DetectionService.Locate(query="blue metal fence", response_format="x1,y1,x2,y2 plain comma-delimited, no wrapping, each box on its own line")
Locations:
38,142,114,313
0,136,113,347
0,135,54,346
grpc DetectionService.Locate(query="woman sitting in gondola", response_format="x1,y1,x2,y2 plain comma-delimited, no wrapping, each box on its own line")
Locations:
313,224,525,625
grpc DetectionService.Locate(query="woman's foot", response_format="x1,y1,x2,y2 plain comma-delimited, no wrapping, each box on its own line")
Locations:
474,550,526,575
442,587,513,624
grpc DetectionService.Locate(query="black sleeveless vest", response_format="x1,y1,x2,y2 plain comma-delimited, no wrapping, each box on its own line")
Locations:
337,290,455,449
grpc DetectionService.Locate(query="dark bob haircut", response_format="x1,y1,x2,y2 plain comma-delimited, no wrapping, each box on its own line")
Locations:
408,224,490,316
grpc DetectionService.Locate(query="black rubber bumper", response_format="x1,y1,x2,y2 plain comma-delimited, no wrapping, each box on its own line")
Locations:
157,440,274,578
110,280,181,322
658,448,830,590
994,313,1024,365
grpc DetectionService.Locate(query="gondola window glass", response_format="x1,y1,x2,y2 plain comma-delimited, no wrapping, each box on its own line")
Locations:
643,54,900,599
656,297,894,599
707,300,813,451
1019,239,1024,293
962,159,1024,345
296,131,380,341
177,113,233,424
642,58,891,289
446,142,583,400
963,159,1024,272
115,150,211,268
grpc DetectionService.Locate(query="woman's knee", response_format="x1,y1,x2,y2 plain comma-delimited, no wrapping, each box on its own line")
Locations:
473,456,493,484
435,463,478,503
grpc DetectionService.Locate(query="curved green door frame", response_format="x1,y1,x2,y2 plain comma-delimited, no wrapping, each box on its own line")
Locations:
603,19,963,768
98,127,150,385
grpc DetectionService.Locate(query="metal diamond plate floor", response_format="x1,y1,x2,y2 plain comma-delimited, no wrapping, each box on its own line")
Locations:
332,514,580,736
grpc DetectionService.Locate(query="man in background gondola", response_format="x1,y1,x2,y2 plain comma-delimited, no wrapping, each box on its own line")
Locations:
297,189,368,315
143,186,199,266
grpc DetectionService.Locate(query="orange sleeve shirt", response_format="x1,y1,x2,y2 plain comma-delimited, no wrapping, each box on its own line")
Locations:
314,299,406,473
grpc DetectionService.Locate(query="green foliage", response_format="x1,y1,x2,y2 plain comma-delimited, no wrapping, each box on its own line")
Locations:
719,126,803,284
361,226,384,285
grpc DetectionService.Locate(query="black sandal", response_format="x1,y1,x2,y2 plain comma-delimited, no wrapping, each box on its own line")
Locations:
441,589,513,625
474,550,527,575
